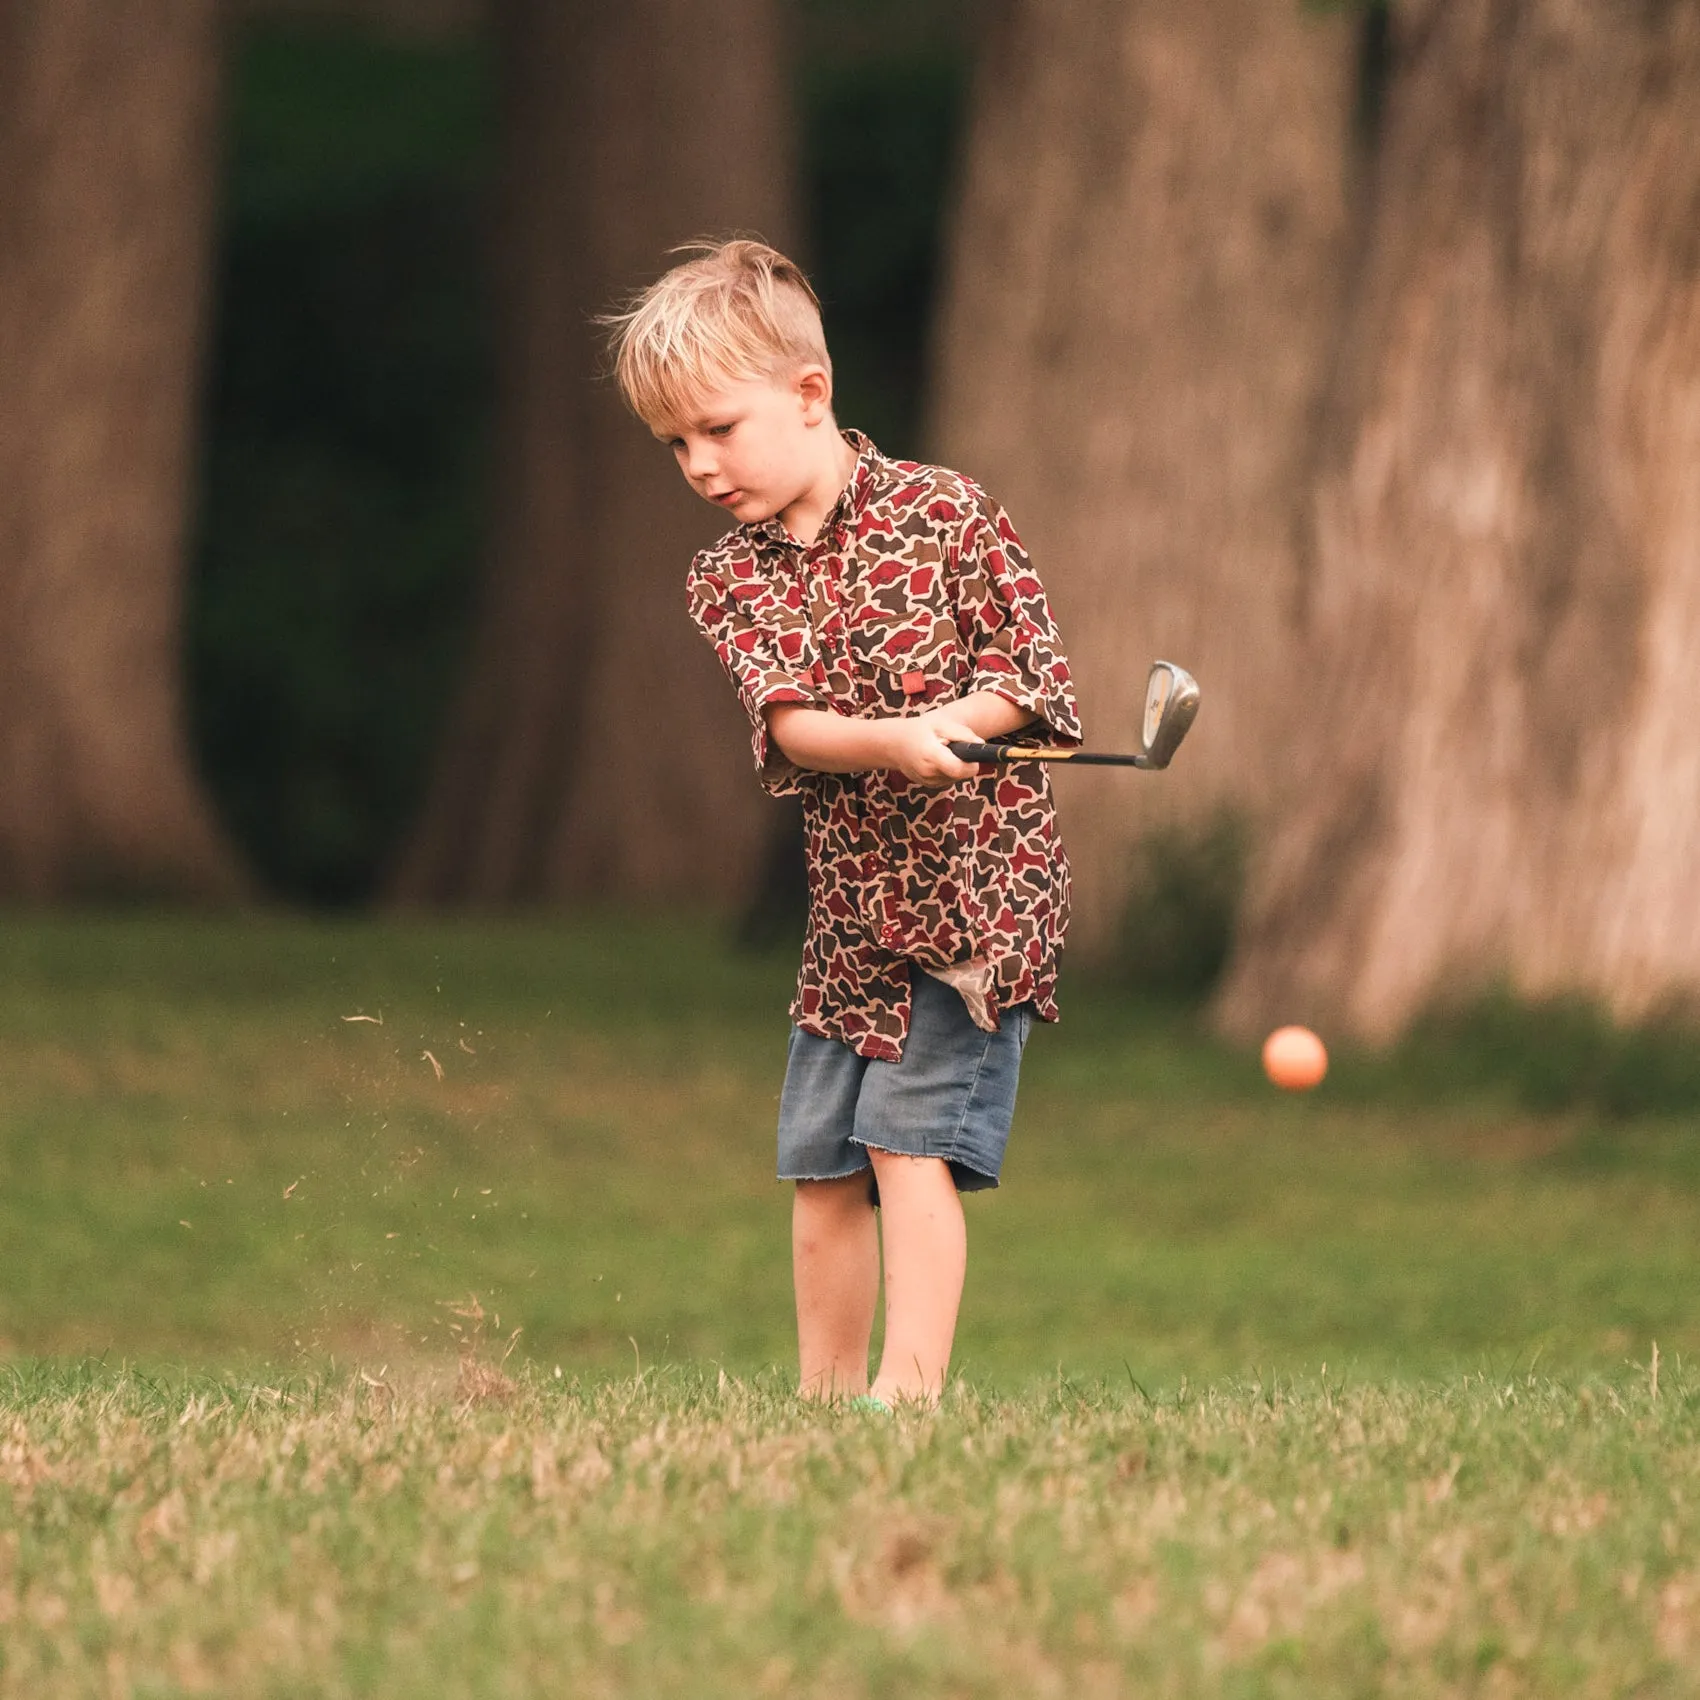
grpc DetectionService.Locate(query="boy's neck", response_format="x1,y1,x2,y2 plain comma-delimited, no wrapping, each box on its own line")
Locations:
779,426,860,546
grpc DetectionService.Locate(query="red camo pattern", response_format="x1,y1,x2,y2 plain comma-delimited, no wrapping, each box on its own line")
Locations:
686,433,1083,1061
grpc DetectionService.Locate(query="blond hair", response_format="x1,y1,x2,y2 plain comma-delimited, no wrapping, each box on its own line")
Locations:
603,238,830,430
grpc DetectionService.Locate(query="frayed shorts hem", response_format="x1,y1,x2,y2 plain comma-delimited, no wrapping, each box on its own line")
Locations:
780,1143,1001,1196
856,1138,1001,1194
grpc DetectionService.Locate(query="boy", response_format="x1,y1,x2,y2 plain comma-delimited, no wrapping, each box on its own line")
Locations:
606,240,1080,1407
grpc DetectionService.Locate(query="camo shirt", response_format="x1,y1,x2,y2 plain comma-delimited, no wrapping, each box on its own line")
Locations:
686,432,1082,1062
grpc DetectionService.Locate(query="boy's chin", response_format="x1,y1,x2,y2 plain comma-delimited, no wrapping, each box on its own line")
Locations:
717,494,775,523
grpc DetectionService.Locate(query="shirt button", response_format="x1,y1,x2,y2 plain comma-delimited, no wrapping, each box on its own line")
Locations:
880,924,900,948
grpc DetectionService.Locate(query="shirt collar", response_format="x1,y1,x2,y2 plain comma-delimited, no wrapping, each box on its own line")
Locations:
749,428,884,551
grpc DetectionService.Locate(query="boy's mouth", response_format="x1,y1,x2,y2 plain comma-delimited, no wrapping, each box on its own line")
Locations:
710,489,744,508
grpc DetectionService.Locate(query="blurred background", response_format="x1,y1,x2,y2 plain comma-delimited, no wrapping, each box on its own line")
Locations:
190,0,974,915
6,0,980,916
4,0,1700,1375
7,0,1700,1044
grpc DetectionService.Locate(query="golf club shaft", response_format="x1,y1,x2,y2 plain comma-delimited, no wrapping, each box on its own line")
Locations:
947,741,1153,770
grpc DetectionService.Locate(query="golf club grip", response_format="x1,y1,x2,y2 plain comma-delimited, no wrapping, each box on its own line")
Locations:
946,741,1151,769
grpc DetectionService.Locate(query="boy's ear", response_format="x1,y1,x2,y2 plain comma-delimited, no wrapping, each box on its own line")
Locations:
795,364,833,423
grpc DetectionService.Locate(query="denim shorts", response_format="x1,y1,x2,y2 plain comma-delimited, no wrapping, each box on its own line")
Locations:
776,970,1036,1195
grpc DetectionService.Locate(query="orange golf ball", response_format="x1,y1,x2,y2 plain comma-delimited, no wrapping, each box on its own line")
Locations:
1262,1025,1328,1091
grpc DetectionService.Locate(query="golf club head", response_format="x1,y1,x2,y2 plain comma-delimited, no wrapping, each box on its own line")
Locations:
1138,661,1200,769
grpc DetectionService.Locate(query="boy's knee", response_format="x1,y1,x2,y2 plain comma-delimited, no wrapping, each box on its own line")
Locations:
865,1146,947,1176
795,1172,875,1211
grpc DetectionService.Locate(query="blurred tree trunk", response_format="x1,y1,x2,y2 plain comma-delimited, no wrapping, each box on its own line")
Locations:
0,0,243,900
1218,0,1700,1042
928,0,1356,951
392,0,796,906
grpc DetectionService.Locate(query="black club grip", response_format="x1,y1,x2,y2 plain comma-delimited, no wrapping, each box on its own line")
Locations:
947,741,1010,764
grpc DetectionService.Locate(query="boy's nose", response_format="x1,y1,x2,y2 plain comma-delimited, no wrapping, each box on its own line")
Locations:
684,442,717,481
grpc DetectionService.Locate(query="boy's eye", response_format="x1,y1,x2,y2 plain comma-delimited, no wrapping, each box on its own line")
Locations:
708,423,734,437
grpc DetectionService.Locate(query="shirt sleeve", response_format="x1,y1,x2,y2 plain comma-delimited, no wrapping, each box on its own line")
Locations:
686,554,823,796
953,492,1083,746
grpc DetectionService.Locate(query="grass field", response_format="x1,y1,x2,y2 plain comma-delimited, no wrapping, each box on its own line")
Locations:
4,1363,1697,1698
3,914,1700,1693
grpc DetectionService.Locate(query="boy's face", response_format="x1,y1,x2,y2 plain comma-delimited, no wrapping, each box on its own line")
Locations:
657,370,833,528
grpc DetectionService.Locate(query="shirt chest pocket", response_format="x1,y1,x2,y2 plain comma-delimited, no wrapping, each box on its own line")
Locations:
849,614,964,713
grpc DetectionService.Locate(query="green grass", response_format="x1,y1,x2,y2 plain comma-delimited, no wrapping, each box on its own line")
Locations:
2,913,1697,1383
5,913,1700,1693
3,1364,1698,1697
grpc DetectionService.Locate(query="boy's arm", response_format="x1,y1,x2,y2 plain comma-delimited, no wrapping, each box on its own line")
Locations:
687,555,824,796
767,691,1034,786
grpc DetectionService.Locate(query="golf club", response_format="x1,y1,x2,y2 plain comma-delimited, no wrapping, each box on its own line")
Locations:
948,659,1200,771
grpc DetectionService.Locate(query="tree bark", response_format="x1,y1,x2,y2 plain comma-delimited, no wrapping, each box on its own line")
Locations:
392,0,797,906
927,0,1356,950
0,0,243,900
1218,0,1700,1042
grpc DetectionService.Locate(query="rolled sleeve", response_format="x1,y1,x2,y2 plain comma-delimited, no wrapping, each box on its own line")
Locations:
687,559,821,796
955,495,1083,746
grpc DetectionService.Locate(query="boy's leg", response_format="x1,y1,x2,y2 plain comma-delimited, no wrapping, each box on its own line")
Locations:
793,1173,879,1399
866,1149,966,1406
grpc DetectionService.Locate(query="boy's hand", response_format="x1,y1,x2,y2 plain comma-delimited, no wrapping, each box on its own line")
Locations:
884,710,985,786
